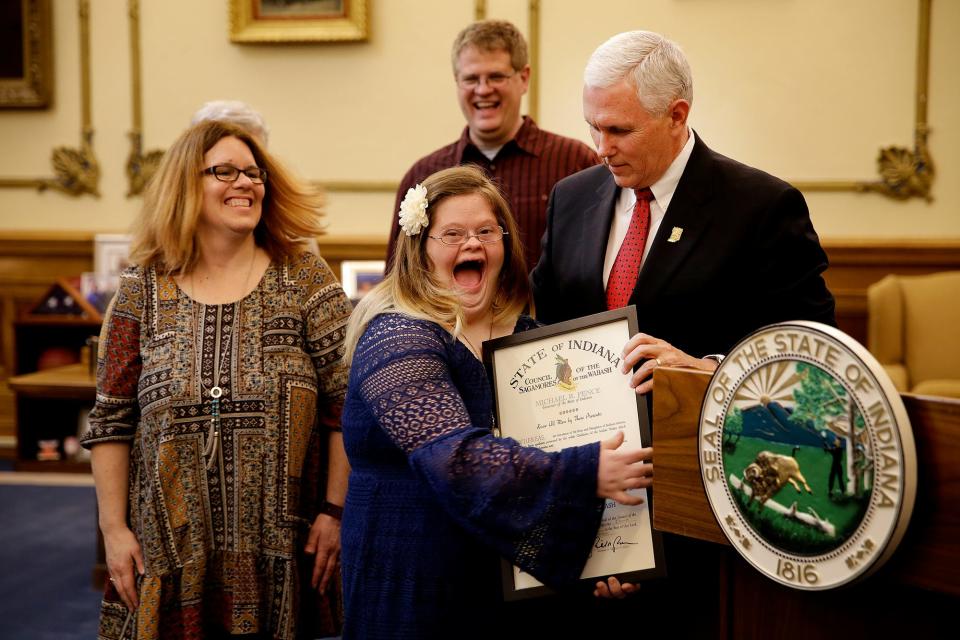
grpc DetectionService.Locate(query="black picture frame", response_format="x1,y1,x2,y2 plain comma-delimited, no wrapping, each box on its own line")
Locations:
483,307,666,600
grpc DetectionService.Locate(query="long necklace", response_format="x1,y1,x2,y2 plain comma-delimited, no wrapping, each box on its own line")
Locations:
192,248,254,469
202,304,234,470
460,318,494,360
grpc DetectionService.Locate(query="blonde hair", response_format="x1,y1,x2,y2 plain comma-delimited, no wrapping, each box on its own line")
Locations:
345,165,530,363
128,120,323,273
451,20,528,74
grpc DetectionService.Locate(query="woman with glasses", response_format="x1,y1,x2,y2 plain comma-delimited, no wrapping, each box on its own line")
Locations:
81,120,350,639
340,165,652,638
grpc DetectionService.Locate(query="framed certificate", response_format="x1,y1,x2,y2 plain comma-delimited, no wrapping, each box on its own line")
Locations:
483,307,666,600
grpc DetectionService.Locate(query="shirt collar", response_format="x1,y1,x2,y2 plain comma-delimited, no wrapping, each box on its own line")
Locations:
648,128,695,212
455,116,543,160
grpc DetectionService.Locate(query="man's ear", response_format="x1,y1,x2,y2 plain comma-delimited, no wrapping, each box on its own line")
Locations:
518,64,532,92
668,99,690,129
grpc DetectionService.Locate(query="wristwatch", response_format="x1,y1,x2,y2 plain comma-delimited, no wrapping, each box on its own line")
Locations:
319,501,344,521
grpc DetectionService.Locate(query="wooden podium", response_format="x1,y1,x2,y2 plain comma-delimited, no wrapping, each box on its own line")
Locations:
652,367,958,636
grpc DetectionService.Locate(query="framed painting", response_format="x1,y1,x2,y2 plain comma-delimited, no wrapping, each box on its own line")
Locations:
229,0,369,43
0,0,53,108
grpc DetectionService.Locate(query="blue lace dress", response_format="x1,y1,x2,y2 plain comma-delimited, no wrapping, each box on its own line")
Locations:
340,313,604,639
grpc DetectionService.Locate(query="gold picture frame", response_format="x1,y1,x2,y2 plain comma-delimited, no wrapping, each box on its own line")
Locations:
229,0,368,44
0,0,53,108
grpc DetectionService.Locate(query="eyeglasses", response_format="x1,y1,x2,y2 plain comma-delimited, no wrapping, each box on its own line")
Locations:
203,164,267,184
428,226,508,246
456,71,516,90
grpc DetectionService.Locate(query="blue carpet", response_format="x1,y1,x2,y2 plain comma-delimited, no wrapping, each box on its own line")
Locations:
0,484,102,639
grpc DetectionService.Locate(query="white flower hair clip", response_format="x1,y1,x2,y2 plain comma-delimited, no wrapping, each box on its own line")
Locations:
398,183,429,236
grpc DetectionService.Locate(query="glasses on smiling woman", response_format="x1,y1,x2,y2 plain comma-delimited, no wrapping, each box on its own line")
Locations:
456,72,516,90
428,226,509,246
203,164,268,184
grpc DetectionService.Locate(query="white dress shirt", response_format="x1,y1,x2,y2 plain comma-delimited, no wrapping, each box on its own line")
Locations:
602,131,696,286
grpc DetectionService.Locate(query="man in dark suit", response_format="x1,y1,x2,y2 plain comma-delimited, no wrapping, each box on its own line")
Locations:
532,30,835,397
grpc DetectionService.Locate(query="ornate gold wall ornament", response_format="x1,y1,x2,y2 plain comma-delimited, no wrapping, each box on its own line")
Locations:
793,0,935,201
0,0,99,197
49,128,100,196
126,132,164,197
868,128,935,201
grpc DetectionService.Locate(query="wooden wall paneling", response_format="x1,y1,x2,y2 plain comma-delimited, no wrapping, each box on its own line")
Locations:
822,241,960,345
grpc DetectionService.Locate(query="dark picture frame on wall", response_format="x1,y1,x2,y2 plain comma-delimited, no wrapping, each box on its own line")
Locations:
0,0,53,109
229,0,368,43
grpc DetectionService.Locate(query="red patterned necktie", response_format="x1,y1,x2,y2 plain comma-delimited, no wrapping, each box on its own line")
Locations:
606,188,654,310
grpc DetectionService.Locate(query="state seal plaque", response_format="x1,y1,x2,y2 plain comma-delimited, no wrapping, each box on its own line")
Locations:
699,321,916,590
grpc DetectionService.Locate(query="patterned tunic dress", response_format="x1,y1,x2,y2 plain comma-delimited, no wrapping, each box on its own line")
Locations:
340,313,604,639
81,251,351,640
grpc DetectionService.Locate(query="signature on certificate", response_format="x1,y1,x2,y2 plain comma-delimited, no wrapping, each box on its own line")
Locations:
594,535,638,553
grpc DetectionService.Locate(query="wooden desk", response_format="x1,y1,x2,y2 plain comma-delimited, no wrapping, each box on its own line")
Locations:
8,362,95,472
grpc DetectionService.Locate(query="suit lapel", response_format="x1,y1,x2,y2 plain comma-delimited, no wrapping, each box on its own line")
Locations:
632,133,719,305
581,172,619,303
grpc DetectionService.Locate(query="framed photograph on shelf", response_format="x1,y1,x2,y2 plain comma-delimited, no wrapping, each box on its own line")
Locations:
0,0,53,108
92,233,131,307
229,0,369,43
340,260,385,303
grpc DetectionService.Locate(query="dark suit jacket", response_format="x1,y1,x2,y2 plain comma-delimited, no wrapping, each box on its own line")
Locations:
531,133,836,357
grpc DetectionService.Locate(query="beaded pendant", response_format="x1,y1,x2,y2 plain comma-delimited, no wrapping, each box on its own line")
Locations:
203,385,223,469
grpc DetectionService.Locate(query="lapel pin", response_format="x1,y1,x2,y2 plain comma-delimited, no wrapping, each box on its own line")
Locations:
668,227,683,243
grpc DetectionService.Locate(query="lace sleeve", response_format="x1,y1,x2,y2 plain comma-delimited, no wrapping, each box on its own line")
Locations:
353,314,603,587
81,269,145,448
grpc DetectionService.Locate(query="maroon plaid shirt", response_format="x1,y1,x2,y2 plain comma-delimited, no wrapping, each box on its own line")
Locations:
386,117,598,272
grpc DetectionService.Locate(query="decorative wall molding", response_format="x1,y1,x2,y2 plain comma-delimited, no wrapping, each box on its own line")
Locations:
0,0,99,197
474,0,485,22
124,0,393,196
481,0,935,202
791,0,935,200
527,0,540,122
2,1,937,201
125,0,163,197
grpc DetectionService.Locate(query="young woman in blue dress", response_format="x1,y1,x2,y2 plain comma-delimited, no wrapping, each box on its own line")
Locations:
339,165,652,638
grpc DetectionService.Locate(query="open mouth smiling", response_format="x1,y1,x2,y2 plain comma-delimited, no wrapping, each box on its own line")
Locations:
453,259,485,290
225,197,253,207
473,99,500,112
